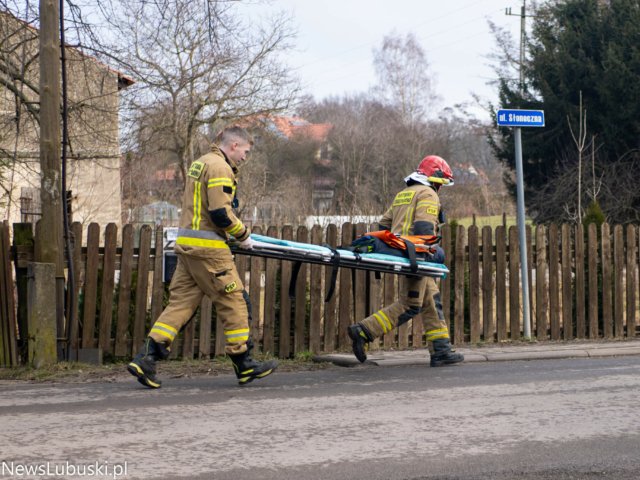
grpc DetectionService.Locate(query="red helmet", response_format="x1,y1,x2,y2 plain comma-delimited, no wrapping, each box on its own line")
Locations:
417,155,454,186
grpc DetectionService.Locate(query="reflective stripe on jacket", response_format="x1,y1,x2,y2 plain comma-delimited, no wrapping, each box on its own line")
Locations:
378,184,441,236
176,144,249,255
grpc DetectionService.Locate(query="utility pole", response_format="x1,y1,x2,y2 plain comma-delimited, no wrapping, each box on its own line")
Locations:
506,0,531,97
38,0,65,342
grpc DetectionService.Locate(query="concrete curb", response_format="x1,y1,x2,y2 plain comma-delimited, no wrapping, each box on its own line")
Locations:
484,350,589,362
586,347,640,357
313,346,640,368
313,355,362,367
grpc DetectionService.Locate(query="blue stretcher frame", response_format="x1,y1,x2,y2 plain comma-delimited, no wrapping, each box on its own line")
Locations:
231,234,448,279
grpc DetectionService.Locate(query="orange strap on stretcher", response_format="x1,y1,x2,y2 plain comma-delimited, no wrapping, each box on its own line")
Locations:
365,230,439,253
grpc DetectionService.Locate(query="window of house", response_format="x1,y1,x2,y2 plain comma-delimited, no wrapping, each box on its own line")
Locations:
320,141,330,160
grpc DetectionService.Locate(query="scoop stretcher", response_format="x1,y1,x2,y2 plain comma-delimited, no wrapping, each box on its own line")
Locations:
230,234,449,301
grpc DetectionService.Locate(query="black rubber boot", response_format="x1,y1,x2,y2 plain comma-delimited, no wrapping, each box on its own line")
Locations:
430,351,465,367
348,323,373,363
229,350,278,386
127,337,170,388
430,338,464,367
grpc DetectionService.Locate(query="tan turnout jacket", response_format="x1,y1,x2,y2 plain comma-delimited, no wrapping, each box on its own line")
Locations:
175,144,250,258
378,183,441,236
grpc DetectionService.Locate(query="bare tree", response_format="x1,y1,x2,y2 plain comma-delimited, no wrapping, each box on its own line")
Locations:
1,3,127,226
526,149,640,225
298,94,511,219
86,0,301,182
567,91,588,222
372,32,438,126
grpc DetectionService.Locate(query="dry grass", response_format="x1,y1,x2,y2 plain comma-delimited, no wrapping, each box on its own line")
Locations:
0,350,338,384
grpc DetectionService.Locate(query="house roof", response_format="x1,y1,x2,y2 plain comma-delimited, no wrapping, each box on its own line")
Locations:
290,123,333,142
2,9,135,88
452,162,490,185
152,169,182,181
269,116,333,142
237,114,333,143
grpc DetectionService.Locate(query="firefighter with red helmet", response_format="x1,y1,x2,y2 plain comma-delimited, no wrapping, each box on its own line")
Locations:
348,156,464,367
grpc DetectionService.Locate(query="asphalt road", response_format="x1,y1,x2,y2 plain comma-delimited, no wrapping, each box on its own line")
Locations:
1,357,640,480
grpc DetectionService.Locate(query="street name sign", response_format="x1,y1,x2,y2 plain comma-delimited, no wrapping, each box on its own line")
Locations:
495,108,545,338
497,109,545,127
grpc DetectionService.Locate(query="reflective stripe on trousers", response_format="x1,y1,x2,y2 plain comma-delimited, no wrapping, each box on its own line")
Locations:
150,322,178,341
225,328,250,342
176,229,228,249
426,328,449,341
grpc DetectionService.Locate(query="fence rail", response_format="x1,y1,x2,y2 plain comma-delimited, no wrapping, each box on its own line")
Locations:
1,220,639,363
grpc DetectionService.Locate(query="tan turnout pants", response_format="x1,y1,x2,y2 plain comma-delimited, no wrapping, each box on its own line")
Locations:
361,276,450,354
148,251,250,355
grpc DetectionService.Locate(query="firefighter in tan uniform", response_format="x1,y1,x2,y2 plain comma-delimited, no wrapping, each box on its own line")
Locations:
128,126,277,388
348,156,465,367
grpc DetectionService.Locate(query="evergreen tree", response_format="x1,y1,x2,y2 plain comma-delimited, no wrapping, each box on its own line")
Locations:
490,0,640,224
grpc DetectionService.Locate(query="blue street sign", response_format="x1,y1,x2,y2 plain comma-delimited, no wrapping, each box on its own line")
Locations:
497,109,545,127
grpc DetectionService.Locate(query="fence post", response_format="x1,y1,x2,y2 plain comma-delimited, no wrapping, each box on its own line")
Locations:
279,226,293,358
354,224,369,343
1,222,19,366
262,226,279,355
323,224,338,351
150,226,165,326
575,224,586,339
68,222,83,350
561,223,573,340
495,225,507,341
235,246,247,289
99,223,118,355
383,271,396,348
613,225,624,338
249,226,263,349
535,225,547,340
548,224,560,340
454,225,466,344
509,226,521,339
13,223,34,355
309,225,323,353
132,225,152,354
441,225,452,327
468,225,480,343
82,223,100,349
294,226,308,354
601,223,613,338
482,226,494,342
338,222,353,349
115,224,134,357
587,223,599,339
368,222,383,349
626,225,637,338
199,296,212,359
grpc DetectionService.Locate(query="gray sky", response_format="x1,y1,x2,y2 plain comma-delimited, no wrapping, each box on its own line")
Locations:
248,0,525,120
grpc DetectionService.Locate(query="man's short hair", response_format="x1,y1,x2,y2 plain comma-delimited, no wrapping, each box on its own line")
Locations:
216,126,254,147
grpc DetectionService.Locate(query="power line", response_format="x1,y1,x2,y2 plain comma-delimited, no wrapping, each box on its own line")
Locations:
310,6,507,88
505,0,536,96
302,0,493,68
313,30,489,88
311,9,503,80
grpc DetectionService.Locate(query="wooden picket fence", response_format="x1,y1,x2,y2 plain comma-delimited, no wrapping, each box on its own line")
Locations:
2,220,640,363
0,221,18,366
